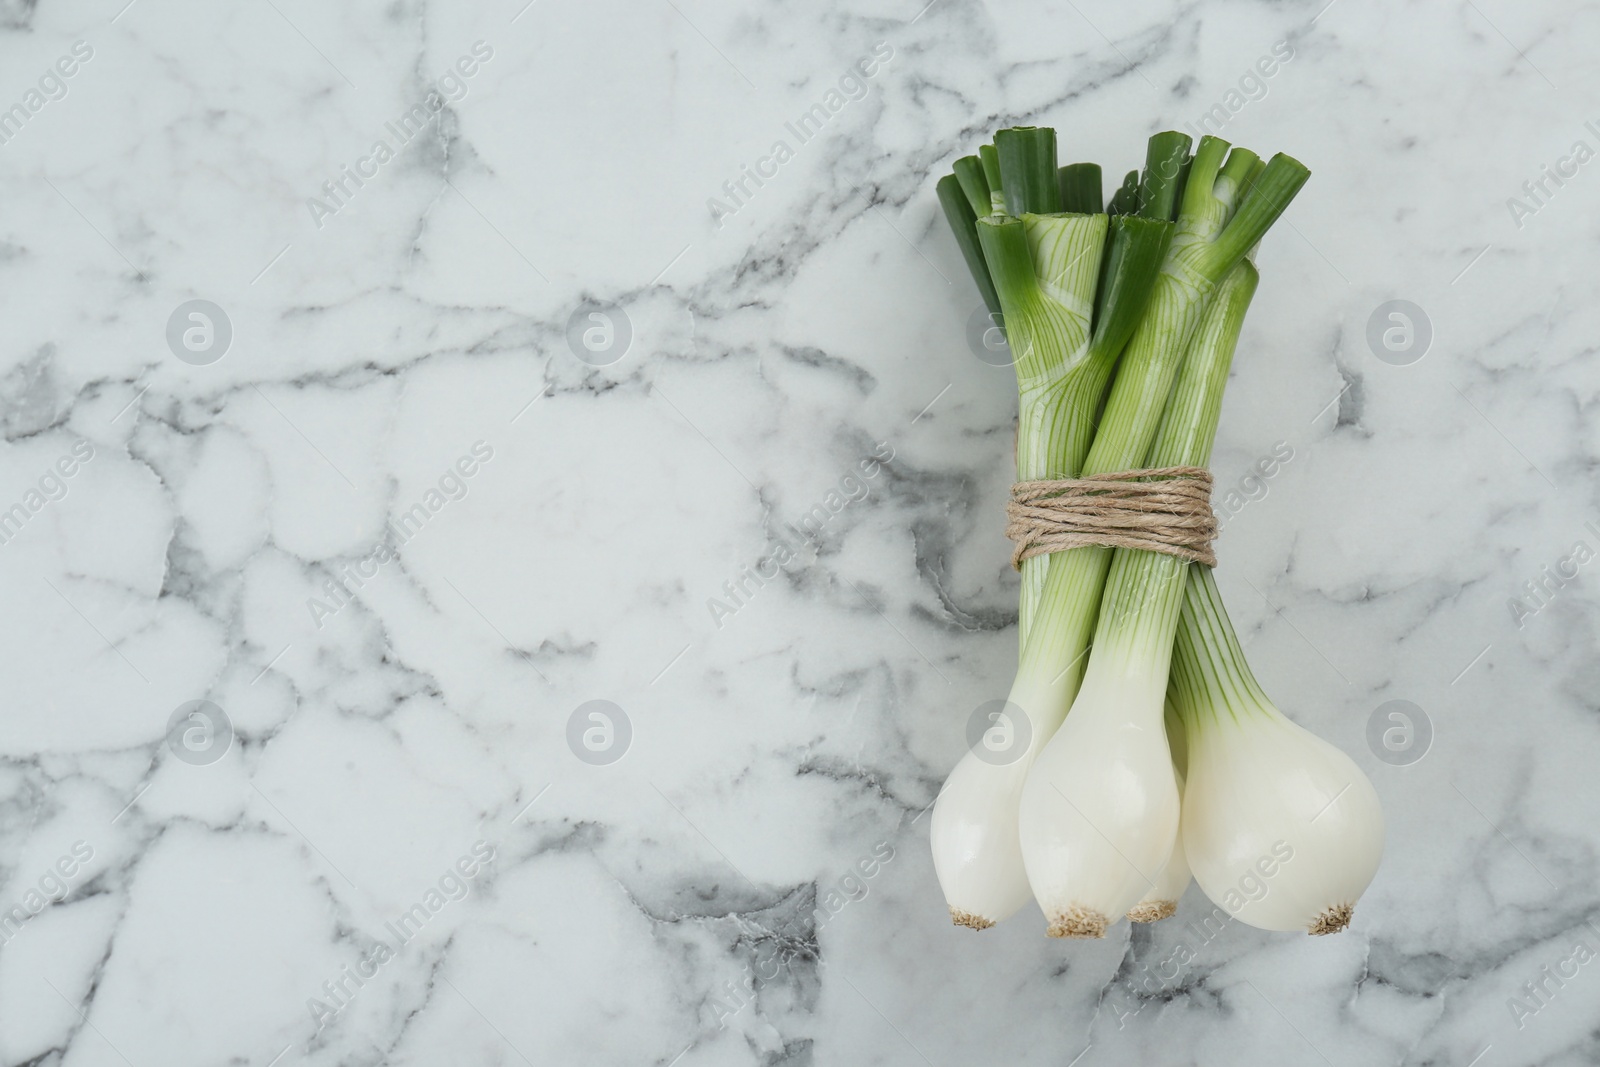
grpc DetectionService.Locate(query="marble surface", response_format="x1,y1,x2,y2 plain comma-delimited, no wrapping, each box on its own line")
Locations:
1,0,1598,1063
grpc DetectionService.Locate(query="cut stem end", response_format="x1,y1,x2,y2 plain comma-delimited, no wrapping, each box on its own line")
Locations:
1046,906,1109,938
951,908,996,931
1309,903,1353,936
1127,900,1178,923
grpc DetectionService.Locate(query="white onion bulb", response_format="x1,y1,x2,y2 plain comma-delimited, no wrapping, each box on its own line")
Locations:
1017,661,1178,938
1182,705,1384,934
930,671,1067,929
1128,764,1191,922
929,749,1033,929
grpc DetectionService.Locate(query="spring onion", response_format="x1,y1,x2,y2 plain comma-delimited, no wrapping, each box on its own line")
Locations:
929,130,1176,928
1168,565,1386,933
926,124,1359,939
932,132,1309,931
1016,256,1259,937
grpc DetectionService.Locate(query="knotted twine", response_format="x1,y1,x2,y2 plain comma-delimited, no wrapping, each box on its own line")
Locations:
1005,466,1218,569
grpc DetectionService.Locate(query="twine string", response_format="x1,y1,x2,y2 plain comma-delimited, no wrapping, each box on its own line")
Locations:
1004,466,1218,569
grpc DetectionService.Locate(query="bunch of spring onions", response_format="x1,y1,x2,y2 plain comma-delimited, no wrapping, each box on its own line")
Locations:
928,127,1384,939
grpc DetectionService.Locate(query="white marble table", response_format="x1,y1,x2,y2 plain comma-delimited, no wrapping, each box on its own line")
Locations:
0,0,1595,1063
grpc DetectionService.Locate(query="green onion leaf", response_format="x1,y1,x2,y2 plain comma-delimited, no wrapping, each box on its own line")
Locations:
996,126,1062,216
1058,163,1103,214
979,144,1005,215
937,174,1001,317
1090,216,1173,351
1136,131,1193,222
953,154,992,219
1202,152,1311,273
1107,169,1140,215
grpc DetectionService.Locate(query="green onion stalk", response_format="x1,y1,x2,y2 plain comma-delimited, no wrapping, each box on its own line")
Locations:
938,128,1171,644
1016,138,1307,711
